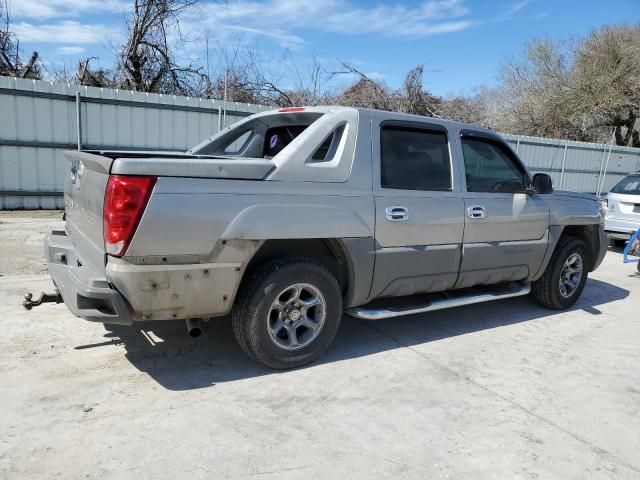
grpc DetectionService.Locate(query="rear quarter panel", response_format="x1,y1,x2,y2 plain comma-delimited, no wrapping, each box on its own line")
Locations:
126,178,375,257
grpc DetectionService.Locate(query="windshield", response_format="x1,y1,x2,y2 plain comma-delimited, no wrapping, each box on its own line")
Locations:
611,175,640,195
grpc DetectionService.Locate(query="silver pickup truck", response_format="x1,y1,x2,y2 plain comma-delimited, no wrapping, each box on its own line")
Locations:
39,106,607,369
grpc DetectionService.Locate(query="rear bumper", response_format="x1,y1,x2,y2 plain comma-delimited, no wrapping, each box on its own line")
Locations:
45,231,134,325
605,216,639,237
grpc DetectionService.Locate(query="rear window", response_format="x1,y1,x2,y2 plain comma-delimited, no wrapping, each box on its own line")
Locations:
263,125,308,157
190,111,324,158
611,175,640,194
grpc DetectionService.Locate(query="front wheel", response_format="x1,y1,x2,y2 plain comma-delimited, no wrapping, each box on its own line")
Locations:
532,236,589,310
232,258,343,369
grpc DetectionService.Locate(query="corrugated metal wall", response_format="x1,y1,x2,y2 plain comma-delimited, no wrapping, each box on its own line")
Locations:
502,134,640,195
1,76,640,209
0,77,269,209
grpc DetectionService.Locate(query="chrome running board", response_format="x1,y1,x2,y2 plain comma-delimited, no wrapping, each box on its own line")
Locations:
347,282,531,320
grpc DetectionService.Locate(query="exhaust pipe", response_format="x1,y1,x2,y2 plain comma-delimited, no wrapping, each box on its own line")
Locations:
186,318,202,338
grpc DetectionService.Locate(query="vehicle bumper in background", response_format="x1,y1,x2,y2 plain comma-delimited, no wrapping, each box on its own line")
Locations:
45,231,134,325
605,216,639,238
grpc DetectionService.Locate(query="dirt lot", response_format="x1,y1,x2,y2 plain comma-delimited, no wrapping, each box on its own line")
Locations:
0,210,639,479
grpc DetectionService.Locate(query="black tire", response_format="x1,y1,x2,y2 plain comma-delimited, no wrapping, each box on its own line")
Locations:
611,238,627,248
232,257,343,369
532,236,589,310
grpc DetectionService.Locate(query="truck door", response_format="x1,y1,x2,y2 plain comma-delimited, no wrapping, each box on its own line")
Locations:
370,120,465,299
455,131,549,289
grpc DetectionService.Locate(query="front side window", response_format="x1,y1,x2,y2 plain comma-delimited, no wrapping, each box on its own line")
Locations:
381,126,451,191
461,137,527,193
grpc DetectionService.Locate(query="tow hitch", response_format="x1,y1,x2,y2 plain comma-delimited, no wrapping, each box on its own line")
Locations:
23,291,63,310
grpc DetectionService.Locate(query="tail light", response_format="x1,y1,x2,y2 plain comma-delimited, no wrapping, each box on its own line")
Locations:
103,175,156,256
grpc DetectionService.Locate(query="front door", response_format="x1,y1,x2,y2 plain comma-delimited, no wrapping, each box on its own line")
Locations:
456,133,549,289
370,120,465,299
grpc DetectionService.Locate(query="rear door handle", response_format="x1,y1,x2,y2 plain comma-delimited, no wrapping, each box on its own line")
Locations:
385,206,409,222
467,205,487,219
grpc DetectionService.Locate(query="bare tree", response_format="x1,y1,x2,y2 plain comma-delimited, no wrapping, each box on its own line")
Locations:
325,63,442,117
493,25,640,146
0,0,41,79
570,24,640,147
393,65,441,116
115,0,219,95
326,62,394,110
438,86,498,127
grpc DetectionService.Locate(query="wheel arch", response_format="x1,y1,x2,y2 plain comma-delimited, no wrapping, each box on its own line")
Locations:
533,224,602,281
560,224,602,271
240,237,375,308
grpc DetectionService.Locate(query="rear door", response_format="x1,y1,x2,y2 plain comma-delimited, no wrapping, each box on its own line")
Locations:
370,120,465,298
455,132,549,289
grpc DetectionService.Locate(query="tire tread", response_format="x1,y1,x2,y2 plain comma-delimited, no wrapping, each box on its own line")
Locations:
231,256,341,369
532,235,588,309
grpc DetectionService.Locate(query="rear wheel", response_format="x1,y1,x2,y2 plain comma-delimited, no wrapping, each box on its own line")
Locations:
232,257,342,369
611,238,627,248
532,236,589,310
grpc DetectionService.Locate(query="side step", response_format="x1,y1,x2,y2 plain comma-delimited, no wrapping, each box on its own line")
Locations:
347,282,531,320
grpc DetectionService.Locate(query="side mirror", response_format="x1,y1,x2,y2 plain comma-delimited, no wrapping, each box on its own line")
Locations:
532,173,553,194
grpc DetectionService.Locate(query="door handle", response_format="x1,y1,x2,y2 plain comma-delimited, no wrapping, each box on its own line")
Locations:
385,206,410,222
467,205,487,219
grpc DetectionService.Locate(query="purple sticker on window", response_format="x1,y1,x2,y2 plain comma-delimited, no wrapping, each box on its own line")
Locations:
270,134,278,149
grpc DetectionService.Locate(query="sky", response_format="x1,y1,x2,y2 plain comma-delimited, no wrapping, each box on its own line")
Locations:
7,0,640,97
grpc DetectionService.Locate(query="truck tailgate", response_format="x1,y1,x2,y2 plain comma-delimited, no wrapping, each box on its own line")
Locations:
63,151,114,272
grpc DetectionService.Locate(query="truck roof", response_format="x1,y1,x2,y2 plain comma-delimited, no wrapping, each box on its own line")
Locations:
251,105,497,137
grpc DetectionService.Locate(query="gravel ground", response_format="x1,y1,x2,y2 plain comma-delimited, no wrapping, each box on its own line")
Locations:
0,211,639,479
0,210,64,276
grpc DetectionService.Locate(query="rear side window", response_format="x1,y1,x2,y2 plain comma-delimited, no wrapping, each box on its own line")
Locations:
461,137,527,193
380,126,452,191
223,130,252,154
311,125,346,162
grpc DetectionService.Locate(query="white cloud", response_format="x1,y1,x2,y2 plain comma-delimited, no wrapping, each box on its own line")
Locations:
13,21,115,44
56,46,86,55
10,0,128,19
506,0,531,16
223,25,305,47
195,0,473,46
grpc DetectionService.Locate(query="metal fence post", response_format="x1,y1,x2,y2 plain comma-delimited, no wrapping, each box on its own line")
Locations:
559,140,568,188
595,145,608,196
597,145,613,197
218,106,222,132
75,91,82,150
515,138,520,154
